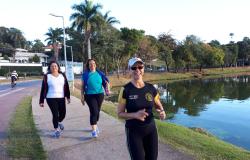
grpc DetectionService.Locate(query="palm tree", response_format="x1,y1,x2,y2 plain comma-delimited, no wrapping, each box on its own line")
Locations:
45,27,63,61
70,0,102,60
103,11,120,25
229,33,234,43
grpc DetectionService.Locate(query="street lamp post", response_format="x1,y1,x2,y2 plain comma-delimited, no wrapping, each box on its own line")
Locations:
49,13,67,74
66,45,74,91
66,45,73,65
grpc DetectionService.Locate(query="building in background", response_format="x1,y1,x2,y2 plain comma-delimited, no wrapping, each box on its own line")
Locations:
10,48,49,63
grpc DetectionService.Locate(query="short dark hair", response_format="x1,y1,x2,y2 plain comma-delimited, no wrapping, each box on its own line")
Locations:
47,61,61,73
85,59,96,71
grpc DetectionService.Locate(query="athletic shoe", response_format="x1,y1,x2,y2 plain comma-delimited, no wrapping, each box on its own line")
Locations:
96,126,100,134
53,130,60,138
58,123,64,131
91,130,98,138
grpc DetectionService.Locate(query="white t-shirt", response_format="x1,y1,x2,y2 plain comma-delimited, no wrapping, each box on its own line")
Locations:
46,74,65,98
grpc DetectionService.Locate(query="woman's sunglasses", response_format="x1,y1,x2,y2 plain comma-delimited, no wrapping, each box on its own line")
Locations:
131,66,144,70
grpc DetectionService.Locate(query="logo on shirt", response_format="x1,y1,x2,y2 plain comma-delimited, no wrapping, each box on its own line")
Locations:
129,95,138,100
145,93,153,101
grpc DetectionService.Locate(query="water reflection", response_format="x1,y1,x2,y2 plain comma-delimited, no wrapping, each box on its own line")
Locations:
158,76,250,117
157,75,250,150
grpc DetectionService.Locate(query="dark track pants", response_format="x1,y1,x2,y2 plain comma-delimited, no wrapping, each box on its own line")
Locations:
125,121,158,160
46,98,66,129
85,93,104,125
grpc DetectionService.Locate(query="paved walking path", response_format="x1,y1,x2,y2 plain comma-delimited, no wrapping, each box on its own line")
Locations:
32,92,194,160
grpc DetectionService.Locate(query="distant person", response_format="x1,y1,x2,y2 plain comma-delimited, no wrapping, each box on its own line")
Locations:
117,57,166,160
39,61,70,138
81,59,110,138
11,70,18,85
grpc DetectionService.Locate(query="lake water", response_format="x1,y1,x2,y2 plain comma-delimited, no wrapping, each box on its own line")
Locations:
157,75,250,150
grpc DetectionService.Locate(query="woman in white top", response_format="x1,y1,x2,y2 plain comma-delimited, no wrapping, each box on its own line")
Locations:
39,61,70,138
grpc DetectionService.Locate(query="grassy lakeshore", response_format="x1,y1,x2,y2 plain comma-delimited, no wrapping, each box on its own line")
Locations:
7,97,46,159
73,67,250,160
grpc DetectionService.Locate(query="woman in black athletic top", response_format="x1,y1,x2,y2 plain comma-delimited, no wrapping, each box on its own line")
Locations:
117,57,166,160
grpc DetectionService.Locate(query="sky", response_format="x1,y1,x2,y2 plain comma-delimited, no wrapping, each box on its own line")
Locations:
1,0,250,45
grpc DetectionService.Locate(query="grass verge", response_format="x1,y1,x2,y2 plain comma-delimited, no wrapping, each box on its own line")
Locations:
156,120,250,160
7,96,46,160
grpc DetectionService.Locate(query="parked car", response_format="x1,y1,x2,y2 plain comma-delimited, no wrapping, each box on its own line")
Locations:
158,67,165,71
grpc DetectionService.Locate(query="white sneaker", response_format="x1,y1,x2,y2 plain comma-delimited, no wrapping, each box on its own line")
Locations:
52,130,60,138
96,126,100,134
91,130,98,138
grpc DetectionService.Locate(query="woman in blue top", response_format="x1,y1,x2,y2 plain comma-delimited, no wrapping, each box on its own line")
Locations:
81,59,109,138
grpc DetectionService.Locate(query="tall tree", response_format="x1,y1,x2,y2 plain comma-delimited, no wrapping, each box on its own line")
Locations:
32,39,45,53
182,35,201,71
9,28,26,48
237,37,250,66
158,33,177,72
120,27,145,58
223,43,238,67
25,40,33,51
45,27,63,61
70,0,102,61
209,40,221,48
136,35,158,62
102,11,120,25
158,33,177,49
66,27,85,62
94,10,120,74
159,44,173,72
229,32,234,43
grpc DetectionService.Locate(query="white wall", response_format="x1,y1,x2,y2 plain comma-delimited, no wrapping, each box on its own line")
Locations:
0,62,42,67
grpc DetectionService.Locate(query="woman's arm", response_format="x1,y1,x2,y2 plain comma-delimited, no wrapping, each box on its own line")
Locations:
117,103,149,121
154,97,166,120
81,80,85,105
39,75,47,106
64,75,70,100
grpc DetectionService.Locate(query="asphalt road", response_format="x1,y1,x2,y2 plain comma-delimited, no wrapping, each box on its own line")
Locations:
0,80,41,159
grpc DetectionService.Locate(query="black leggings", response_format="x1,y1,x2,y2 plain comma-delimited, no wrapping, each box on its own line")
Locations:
85,93,104,125
46,98,66,129
125,121,158,160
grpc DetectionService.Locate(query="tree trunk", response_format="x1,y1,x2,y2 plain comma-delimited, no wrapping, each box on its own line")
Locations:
116,64,120,79
105,61,108,75
87,38,91,59
84,29,91,60
221,65,224,71
167,65,170,72
82,41,85,71
53,43,59,61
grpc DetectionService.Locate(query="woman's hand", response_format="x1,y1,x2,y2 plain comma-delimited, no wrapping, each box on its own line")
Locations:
81,95,85,105
39,103,44,107
156,109,166,120
135,109,149,121
67,98,71,104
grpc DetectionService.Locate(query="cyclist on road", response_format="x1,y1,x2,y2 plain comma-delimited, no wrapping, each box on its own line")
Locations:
11,70,18,86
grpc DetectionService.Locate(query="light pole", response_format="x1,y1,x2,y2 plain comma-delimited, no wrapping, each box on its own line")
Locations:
66,45,73,65
66,45,74,91
49,13,67,73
